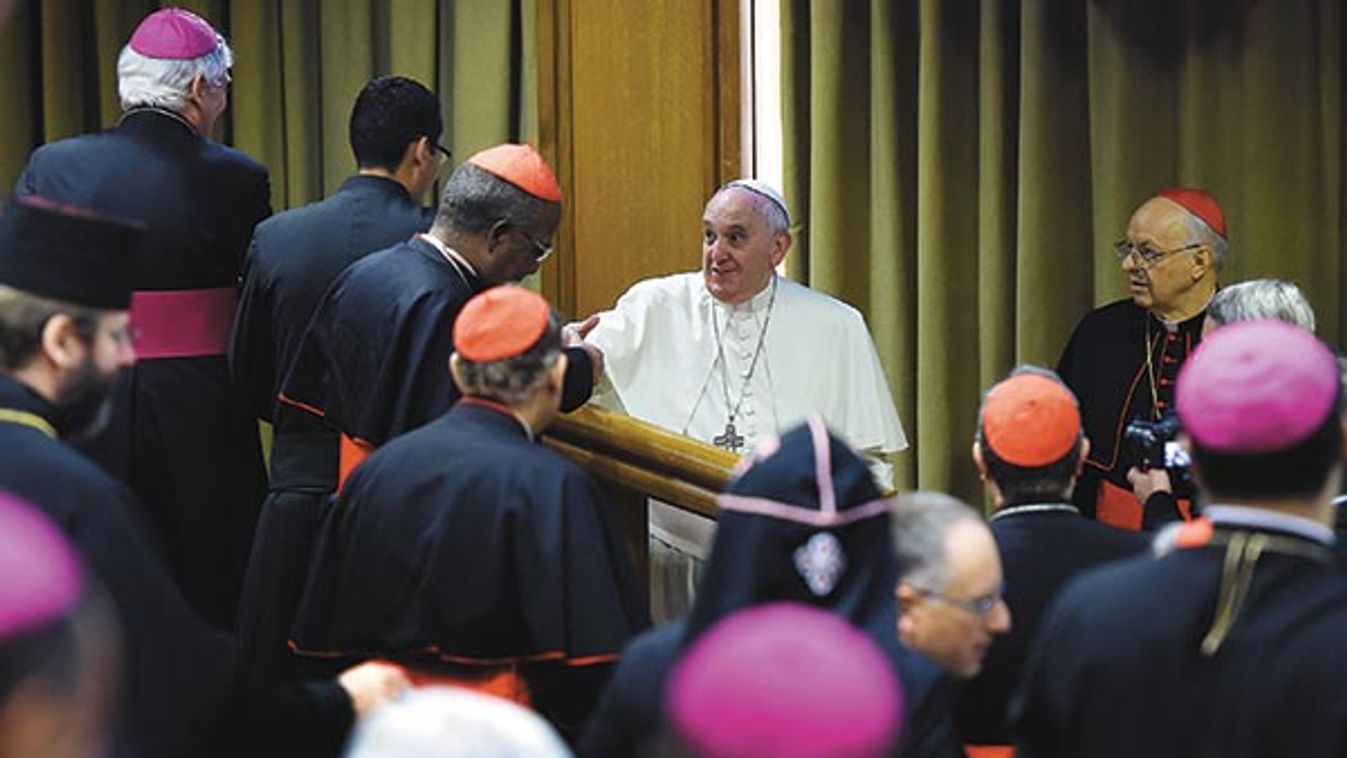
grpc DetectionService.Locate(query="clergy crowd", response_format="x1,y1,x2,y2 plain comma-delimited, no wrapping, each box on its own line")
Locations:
3,7,1347,758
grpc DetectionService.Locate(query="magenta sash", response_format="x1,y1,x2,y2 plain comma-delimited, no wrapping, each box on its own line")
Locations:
130,287,236,359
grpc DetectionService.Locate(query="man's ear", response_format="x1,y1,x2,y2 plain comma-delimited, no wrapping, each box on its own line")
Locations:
399,136,430,172
186,73,208,102
1077,436,1091,475
40,314,85,371
486,219,511,253
1191,246,1213,281
548,352,568,395
972,441,988,482
895,582,919,614
770,231,791,268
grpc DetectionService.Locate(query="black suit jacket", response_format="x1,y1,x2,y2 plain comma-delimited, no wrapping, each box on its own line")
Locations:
16,108,271,630
955,507,1148,744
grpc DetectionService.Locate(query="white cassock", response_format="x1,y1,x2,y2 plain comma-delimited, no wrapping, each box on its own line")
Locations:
586,271,907,615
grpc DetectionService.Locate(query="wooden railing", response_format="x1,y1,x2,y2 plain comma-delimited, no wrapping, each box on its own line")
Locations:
543,404,740,598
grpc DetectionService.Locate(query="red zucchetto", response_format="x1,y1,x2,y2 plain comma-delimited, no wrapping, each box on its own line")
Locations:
465,144,563,203
453,286,550,362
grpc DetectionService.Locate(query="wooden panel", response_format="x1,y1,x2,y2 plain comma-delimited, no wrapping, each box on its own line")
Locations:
537,0,740,317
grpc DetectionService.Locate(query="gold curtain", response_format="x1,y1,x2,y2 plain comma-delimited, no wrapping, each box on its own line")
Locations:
0,0,535,208
784,0,1345,500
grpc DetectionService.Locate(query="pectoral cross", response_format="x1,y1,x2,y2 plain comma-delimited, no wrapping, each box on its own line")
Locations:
713,422,745,452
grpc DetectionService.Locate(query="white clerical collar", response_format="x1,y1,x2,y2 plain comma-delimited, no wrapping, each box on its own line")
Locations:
1154,291,1214,332
990,502,1080,521
707,274,777,315
418,233,478,278
1203,505,1336,546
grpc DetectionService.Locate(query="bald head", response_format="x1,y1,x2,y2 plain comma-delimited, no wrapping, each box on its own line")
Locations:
1119,195,1222,320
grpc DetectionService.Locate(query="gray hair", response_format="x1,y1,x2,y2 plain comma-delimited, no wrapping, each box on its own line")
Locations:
453,310,563,406
436,163,555,238
1184,212,1228,272
710,183,790,236
890,492,983,591
117,38,234,112
1208,279,1316,332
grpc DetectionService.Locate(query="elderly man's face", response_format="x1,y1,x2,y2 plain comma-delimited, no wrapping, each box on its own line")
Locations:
1120,197,1210,315
701,188,789,305
896,520,1011,679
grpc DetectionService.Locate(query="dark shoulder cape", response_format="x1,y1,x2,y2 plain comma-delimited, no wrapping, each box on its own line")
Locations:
1056,298,1204,522
289,400,646,731
280,239,594,448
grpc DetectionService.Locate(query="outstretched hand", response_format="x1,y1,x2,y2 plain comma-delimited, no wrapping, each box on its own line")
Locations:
562,315,604,384
562,314,600,345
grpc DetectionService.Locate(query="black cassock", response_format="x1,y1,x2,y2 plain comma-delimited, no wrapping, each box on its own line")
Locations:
278,235,593,453
230,175,432,686
15,108,270,630
580,420,963,758
0,377,354,758
289,399,648,739
954,506,1148,745
1012,522,1347,758
1056,299,1205,530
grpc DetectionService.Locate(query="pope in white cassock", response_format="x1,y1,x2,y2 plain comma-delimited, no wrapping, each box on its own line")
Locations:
584,179,907,618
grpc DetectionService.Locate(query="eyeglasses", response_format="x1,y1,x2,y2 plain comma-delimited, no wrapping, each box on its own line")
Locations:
433,143,452,162
910,583,1005,619
517,228,554,263
1113,240,1204,267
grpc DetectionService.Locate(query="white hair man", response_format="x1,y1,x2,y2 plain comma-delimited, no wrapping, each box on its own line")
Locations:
584,179,907,618
14,7,272,632
1056,188,1227,532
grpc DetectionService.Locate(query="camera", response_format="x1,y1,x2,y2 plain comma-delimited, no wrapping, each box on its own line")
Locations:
1122,412,1191,489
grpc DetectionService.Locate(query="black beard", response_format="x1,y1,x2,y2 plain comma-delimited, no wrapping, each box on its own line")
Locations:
53,360,116,443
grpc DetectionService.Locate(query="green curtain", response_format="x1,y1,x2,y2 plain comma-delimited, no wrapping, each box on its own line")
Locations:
784,0,1345,501
0,0,534,209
